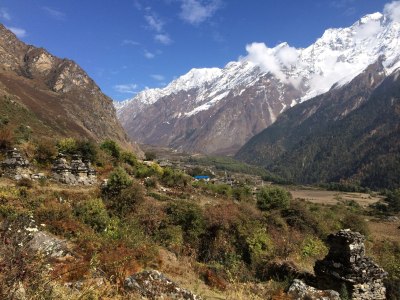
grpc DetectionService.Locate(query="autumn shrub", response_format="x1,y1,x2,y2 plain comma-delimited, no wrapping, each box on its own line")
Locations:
57,137,78,155
157,225,184,253
76,139,98,162
102,167,132,198
166,201,205,251
300,236,328,259
161,167,191,188
257,186,291,211
232,185,253,202
74,198,110,232
34,139,58,165
0,126,14,151
121,151,138,167
100,139,121,160
16,178,33,189
107,182,145,217
341,213,369,237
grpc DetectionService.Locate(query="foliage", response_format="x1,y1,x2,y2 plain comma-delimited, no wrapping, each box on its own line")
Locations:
161,167,191,188
121,151,138,167
107,183,145,217
100,139,121,160
144,151,157,161
301,236,328,259
166,201,205,247
74,198,110,232
256,186,291,211
34,139,58,165
232,185,253,202
102,167,132,197
189,155,268,177
0,126,14,151
57,137,78,155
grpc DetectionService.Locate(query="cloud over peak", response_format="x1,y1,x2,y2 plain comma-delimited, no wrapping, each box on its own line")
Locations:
179,0,222,25
7,26,27,38
42,6,66,20
0,8,11,21
384,1,400,22
114,83,138,94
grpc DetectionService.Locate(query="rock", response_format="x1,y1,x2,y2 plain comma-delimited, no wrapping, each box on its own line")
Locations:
29,231,70,259
288,279,340,300
314,229,387,299
124,270,202,300
52,153,97,185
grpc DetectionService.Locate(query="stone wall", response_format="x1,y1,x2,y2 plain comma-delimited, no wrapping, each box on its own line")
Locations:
314,229,387,300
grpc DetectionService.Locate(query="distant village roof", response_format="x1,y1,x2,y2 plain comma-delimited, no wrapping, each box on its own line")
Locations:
193,175,210,180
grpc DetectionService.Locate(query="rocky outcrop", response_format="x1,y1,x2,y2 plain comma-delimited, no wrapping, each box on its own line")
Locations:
288,279,340,300
124,270,202,300
314,229,387,300
0,23,138,153
0,148,32,179
52,153,97,185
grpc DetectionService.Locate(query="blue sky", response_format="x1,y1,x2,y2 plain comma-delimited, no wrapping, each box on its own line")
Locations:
0,0,388,100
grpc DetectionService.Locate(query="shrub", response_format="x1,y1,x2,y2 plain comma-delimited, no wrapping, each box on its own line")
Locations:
0,126,14,151
74,198,110,232
256,186,291,211
16,178,33,189
166,201,205,247
121,151,138,167
76,139,98,162
57,137,77,155
100,139,121,160
301,236,328,259
102,167,132,197
34,139,57,165
232,185,252,202
108,182,145,216
144,151,156,161
246,227,274,264
161,167,191,188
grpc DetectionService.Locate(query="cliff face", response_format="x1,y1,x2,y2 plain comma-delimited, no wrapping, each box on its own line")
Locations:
0,24,139,152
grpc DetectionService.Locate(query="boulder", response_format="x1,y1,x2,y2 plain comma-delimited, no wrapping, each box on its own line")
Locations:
288,279,340,300
124,270,202,300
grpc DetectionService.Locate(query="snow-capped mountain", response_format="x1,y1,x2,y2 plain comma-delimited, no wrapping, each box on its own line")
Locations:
117,9,400,155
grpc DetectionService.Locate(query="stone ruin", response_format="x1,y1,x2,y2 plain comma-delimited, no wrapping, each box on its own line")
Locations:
0,148,32,180
52,153,97,185
314,229,387,300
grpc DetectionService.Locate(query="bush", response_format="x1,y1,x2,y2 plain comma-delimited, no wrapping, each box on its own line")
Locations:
161,167,191,188
103,167,133,197
301,236,328,259
34,139,57,165
144,151,156,161
166,201,205,247
76,139,98,162
108,183,145,216
74,198,110,232
256,186,291,211
100,139,121,160
121,151,138,167
0,126,14,151
57,137,77,155
16,178,33,189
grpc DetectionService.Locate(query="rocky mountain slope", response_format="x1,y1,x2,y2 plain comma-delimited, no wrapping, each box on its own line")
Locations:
0,24,135,150
117,10,400,154
236,60,400,189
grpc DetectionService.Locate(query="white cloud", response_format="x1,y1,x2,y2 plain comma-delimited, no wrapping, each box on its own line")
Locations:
179,0,221,25
122,39,140,46
7,26,27,38
0,8,11,21
114,83,138,94
42,7,66,20
151,74,165,81
145,14,164,32
354,20,382,40
245,42,299,82
384,1,400,22
144,50,155,59
154,33,172,45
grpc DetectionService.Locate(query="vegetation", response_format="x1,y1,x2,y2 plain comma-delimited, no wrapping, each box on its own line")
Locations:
0,137,398,299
